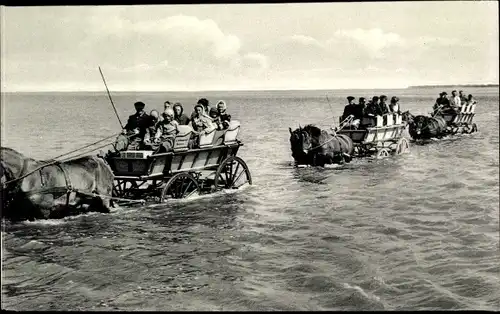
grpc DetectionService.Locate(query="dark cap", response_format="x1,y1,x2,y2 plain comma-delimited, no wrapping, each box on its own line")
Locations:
347,96,355,101
134,101,146,108
380,95,388,101
359,97,366,102
372,96,379,101
441,91,447,95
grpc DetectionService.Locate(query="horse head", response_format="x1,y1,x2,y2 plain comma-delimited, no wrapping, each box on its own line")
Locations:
0,147,30,187
412,115,428,136
401,110,415,124
289,126,312,161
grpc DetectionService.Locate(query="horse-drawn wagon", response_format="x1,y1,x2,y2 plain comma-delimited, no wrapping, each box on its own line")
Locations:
433,102,478,134
336,113,410,158
105,120,252,204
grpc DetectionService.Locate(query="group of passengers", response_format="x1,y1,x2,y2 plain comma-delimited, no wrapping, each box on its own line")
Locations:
341,95,401,128
114,98,232,153
432,90,476,115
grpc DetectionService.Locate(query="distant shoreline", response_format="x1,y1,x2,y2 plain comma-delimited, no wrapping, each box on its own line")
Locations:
2,84,498,94
407,84,499,89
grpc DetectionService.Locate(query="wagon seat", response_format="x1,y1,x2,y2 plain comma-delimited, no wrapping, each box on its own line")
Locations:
198,120,241,148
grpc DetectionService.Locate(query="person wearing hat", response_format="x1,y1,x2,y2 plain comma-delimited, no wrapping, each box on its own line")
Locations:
433,92,450,114
341,96,357,122
114,101,151,151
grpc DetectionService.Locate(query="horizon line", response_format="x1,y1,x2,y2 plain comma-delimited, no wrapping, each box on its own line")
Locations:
2,83,499,93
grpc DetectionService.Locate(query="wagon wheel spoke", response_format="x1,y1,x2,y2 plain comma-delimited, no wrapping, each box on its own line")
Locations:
181,180,193,198
160,173,200,202
230,162,241,185
231,168,247,189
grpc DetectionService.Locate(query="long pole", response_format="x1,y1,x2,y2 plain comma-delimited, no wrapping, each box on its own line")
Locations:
98,66,124,129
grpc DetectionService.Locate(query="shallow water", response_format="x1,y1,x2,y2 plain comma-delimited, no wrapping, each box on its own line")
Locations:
1,87,499,310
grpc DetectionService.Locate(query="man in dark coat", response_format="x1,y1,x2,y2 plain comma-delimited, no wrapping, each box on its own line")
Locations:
365,96,379,116
114,101,151,151
341,96,357,121
352,97,366,120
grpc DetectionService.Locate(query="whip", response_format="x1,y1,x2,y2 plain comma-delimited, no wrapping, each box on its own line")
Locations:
99,66,124,129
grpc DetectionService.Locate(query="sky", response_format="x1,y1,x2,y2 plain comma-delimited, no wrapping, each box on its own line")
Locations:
1,2,499,91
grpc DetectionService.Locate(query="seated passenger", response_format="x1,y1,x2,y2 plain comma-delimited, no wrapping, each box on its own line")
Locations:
148,108,179,153
364,96,379,117
378,95,390,115
114,101,151,151
341,96,357,121
191,98,211,120
191,104,216,134
353,97,366,120
173,102,190,125
459,90,467,103
212,100,232,130
433,92,450,113
466,94,477,105
389,96,401,114
142,110,160,149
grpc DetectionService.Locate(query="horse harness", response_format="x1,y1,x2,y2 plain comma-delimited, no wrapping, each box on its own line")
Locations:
2,159,75,207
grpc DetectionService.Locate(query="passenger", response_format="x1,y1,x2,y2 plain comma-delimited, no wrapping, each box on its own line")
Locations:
365,96,379,116
389,96,401,114
153,108,179,153
173,102,190,125
143,110,160,148
214,100,232,130
450,90,461,111
164,101,172,111
341,96,357,121
459,90,467,103
466,94,477,106
191,98,211,119
378,95,390,115
114,101,151,151
433,92,450,113
191,104,216,134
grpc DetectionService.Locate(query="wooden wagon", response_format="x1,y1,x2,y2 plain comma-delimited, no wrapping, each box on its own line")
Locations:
434,103,478,134
105,120,252,204
337,113,411,158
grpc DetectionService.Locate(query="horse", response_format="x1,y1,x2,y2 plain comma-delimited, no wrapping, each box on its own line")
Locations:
1,147,115,222
407,115,447,140
401,110,415,125
289,124,354,167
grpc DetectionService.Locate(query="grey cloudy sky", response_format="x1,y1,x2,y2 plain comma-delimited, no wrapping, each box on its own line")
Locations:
2,2,499,91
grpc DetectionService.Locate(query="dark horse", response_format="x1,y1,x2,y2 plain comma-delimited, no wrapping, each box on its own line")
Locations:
407,114,447,140
289,124,354,167
1,147,115,222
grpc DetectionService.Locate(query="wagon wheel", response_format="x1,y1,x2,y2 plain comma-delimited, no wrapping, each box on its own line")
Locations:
376,148,391,159
395,138,410,155
214,156,252,191
160,173,200,203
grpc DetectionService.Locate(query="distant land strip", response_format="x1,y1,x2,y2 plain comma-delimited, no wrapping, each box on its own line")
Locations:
408,84,499,88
